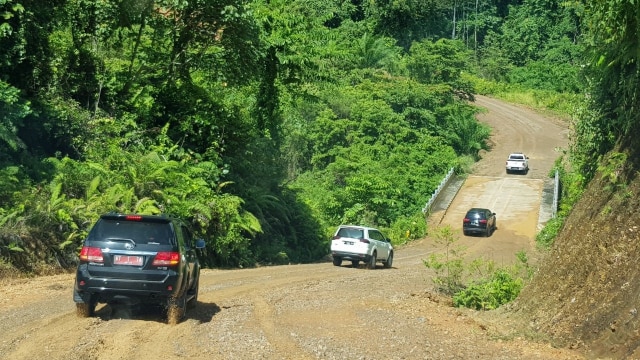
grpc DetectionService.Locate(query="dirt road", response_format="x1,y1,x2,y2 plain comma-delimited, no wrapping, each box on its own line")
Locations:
437,96,570,264
0,96,584,360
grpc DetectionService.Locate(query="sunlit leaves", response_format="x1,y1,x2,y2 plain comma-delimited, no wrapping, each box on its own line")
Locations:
366,0,451,50
0,80,29,152
355,33,400,69
407,39,475,99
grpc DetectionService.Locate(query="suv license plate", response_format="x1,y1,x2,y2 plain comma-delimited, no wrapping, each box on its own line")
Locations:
113,255,143,266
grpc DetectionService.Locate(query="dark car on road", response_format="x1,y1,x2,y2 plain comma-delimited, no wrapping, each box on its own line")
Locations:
73,213,205,324
462,208,497,237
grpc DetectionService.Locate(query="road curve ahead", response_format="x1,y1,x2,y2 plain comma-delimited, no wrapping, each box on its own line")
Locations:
435,95,569,263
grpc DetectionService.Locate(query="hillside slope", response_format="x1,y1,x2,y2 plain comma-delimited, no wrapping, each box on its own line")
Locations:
508,142,640,359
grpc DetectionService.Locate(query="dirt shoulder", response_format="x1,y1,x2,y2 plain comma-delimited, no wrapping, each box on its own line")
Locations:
0,96,586,360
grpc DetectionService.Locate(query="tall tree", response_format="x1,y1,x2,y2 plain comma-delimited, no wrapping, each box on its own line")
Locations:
0,0,65,96
364,0,451,50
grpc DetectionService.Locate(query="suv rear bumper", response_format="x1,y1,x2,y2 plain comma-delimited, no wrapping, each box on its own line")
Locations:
331,250,372,262
74,266,183,305
463,226,488,234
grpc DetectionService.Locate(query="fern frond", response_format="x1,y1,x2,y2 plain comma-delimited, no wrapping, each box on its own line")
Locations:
236,210,263,236
134,197,161,214
217,181,235,193
86,176,101,199
0,210,14,227
59,231,78,249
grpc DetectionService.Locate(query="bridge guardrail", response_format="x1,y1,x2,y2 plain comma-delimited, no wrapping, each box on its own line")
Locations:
552,169,559,218
422,167,455,217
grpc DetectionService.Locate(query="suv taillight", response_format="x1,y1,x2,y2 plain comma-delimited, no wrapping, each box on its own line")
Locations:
359,238,370,244
479,219,488,224
463,218,470,223
79,246,104,263
153,251,180,266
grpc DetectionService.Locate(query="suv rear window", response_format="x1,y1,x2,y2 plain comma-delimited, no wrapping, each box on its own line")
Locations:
88,219,174,245
466,210,486,219
337,227,364,239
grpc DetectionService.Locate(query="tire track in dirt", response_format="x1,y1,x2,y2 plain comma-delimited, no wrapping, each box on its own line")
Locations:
251,294,314,360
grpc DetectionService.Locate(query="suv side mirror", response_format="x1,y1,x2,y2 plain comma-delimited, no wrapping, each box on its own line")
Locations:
195,239,206,249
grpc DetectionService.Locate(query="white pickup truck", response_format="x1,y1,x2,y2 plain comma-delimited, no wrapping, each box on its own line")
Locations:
505,152,529,174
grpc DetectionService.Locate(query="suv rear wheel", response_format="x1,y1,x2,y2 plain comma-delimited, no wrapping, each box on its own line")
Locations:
74,291,96,318
187,276,199,309
167,292,187,325
76,301,96,318
366,251,377,269
384,251,394,269
332,257,342,266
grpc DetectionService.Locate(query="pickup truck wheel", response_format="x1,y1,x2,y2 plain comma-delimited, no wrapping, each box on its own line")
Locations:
167,292,186,325
384,251,393,269
351,260,359,267
332,257,342,266
366,251,377,269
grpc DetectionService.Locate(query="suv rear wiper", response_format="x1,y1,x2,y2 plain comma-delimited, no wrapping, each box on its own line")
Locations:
105,237,136,246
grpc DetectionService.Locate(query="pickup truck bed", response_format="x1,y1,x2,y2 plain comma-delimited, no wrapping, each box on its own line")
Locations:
506,153,529,174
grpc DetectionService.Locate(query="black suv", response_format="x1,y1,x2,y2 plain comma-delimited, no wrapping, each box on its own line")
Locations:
73,213,205,324
462,208,497,237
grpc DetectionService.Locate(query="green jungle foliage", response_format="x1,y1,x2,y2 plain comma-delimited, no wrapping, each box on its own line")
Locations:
423,226,466,295
425,226,532,310
4,0,634,273
453,269,524,310
574,0,640,183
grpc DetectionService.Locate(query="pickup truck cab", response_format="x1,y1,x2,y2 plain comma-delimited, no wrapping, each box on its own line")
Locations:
506,152,529,174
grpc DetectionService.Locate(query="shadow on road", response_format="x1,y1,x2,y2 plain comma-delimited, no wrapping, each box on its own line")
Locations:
94,301,221,324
